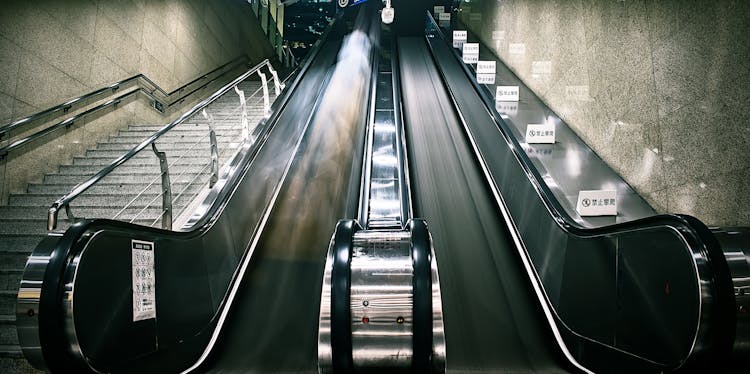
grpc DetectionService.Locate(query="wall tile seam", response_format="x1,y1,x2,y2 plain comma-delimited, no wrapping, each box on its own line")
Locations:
97,2,147,52
202,5,236,56
0,32,97,101
96,8,146,76
471,28,665,216
0,34,21,103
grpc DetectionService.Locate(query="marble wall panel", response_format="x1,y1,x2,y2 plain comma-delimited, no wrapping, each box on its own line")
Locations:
0,0,274,205
466,0,749,226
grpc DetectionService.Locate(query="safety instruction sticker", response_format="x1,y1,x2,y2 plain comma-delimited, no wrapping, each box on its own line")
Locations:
576,190,618,216
462,43,479,64
453,30,467,49
476,61,496,84
525,123,556,144
132,240,156,321
496,86,519,102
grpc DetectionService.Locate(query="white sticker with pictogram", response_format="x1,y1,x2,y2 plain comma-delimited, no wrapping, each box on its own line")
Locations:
453,30,467,49
576,190,618,216
476,61,496,84
462,43,479,64
525,123,556,144
495,101,518,116
509,42,526,55
496,85,519,102
132,240,156,321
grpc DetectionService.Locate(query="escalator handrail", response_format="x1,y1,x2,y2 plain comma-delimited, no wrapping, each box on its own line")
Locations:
425,11,735,370
34,13,347,373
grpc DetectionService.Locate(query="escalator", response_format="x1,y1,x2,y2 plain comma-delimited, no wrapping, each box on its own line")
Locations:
399,37,573,372
16,4,748,374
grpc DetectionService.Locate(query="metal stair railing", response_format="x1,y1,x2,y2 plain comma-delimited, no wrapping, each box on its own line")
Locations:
0,55,250,160
47,59,284,231
107,76,279,229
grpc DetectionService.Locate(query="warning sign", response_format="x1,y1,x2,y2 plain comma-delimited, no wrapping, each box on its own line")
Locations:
132,239,156,321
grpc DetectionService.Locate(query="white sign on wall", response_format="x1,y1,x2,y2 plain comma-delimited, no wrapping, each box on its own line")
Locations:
576,190,618,216
565,85,591,101
439,12,451,21
495,101,518,116
462,43,479,64
509,42,526,55
531,60,552,76
476,61,496,84
453,30,467,49
434,5,445,14
132,240,156,322
492,30,505,40
496,85,519,102
525,123,556,144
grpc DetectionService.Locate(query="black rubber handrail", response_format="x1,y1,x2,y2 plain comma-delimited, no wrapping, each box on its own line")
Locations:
35,11,346,371
425,11,735,371
410,219,433,372
330,219,357,372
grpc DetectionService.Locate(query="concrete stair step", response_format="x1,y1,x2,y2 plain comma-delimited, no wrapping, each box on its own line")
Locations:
71,155,210,166
104,133,241,144
0,271,22,295
27,180,201,195
0,236,44,254
94,140,242,151
0,292,17,315
0,315,18,346
115,129,243,139
43,172,207,184
0,355,42,373
9,191,201,208
126,123,240,132
0,251,31,271
0,206,164,221
0,344,22,358
56,163,212,176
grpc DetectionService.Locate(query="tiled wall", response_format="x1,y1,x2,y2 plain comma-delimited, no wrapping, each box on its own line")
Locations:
0,0,273,203
461,0,749,226
0,0,272,122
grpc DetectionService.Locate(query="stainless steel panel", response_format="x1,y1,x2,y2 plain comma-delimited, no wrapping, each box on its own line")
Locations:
369,179,401,222
350,231,413,370
17,235,61,371
716,228,750,356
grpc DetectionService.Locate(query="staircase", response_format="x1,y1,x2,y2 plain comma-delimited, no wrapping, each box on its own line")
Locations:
0,79,273,373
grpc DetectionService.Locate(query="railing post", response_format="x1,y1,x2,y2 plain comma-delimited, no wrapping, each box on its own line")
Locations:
257,70,271,116
202,109,219,188
47,207,58,231
267,64,284,97
151,143,172,230
234,86,249,142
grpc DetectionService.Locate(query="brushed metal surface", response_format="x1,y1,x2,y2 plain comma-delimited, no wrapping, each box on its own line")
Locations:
318,225,447,373
715,228,750,356
350,230,413,369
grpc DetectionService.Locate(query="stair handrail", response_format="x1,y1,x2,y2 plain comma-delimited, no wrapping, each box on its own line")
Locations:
47,59,275,231
0,55,250,159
